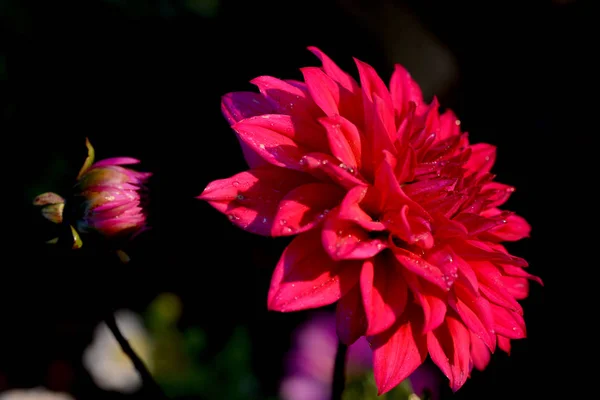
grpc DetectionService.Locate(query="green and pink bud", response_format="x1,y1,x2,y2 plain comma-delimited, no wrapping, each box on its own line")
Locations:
34,138,151,252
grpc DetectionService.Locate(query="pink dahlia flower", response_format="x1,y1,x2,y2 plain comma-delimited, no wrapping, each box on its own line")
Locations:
198,47,542,394
34,138,151,253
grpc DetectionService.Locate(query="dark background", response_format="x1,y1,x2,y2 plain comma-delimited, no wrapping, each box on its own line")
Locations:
1,0,586,399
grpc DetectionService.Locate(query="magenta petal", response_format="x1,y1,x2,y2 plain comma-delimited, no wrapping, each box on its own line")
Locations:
271,182,345,236
91,157,141,168
233,120,312,170
389,64,424,119
300,152,366,189
427,316,471,392
448,287,495,351
394,248,450,291
481,214,531,242
497,335,511,354
267,230,362,312
463,143,496,177
301,67,340,116
221,91,276,125
337,186,386,231
238,113,330,153
336,283,367,345
197,166,315,235
319,116,359,171
370,312,428,395
308,46,360,93
469,331,491,371
322,208,387,261
489,304,526,339
251,75,321,118
401,271,447,333
361,257,408,336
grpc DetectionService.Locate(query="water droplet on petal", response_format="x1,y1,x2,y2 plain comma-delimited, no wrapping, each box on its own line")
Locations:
232,181,240,187
280,219,287,225
236,194,245,200
259,144,266,149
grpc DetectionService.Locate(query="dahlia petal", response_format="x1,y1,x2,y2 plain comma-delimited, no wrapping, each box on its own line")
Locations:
490,304,526,339
464,143,496,177
319,116,359,170
337,186,386,231
375,151,431,219
33,192,65,206
389,64,424,120
452,252,480,295
449,284,496,351
233,120,311,170
423,133,466,163
401,271,447,333
197,166,315,235
238,112,329,152
478,182,516,208
497,335,511,354
91,157,141,168
498,264,543,286
336,282,367,345
251,76,321,118
426,246,459,288
301,67,340,116
361,257,408,336
220,92,277,168
501,276,530,300
472,261,524,314
372,94,397,156
267,231,362,312
322,208,387,260
354,58,396,137
437,109,461,141
370,311,428,395
427,316,471,392
454,211,513,237
395,144,417,184
300,152,365,189
394,248,450,291
385,205,433,249
469,331,492,371
453,239,528,267
481,214,531,242
418,97,441,142
308,46,360,93
221,92,276,125
403,178,457,201
272,182,344,236
431,212,469,240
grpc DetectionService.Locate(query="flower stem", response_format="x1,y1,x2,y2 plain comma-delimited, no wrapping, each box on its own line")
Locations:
104,313,168,398
331,340,347,400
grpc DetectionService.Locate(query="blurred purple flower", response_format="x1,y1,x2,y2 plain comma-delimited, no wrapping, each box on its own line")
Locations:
280,312,440,400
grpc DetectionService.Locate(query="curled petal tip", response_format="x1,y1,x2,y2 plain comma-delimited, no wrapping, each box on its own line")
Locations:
33,192,64,206
41,203,64,224
77,137,96,180
116,249,130,264
70,225,83,249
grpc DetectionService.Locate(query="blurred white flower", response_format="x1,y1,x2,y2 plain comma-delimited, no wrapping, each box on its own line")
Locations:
83,309,153,393
0,387,74,400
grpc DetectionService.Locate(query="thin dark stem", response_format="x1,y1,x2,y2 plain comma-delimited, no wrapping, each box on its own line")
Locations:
104,313,168,399
331,339,347,400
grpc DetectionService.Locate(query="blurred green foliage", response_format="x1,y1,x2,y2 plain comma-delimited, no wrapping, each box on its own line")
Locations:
343,374,417,400
144,293,275,400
